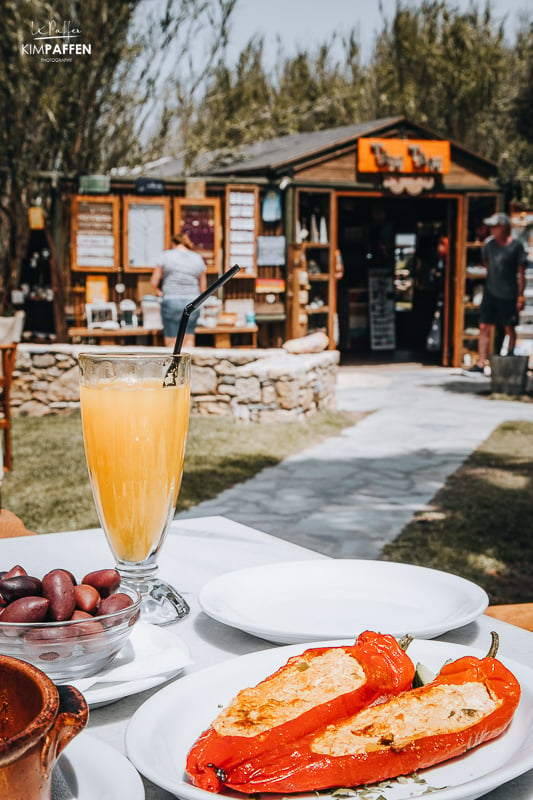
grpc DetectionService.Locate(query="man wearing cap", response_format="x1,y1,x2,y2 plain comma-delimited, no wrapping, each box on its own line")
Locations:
464,212,527,376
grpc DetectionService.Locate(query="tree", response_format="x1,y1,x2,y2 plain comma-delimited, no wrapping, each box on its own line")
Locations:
368,1,510,154
187,1,532,203
0,0,236,325
188,33,368,164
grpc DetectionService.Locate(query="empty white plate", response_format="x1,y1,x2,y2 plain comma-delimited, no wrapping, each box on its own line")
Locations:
198,559,489,643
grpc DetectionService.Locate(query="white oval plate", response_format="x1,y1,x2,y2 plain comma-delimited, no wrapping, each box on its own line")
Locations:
58,732,144,799
126,638,533,800
198,560,489,643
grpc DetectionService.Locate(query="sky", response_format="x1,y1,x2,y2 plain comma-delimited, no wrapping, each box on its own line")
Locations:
226,0,531,64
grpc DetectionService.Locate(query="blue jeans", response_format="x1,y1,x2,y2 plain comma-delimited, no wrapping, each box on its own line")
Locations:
161,297,200,338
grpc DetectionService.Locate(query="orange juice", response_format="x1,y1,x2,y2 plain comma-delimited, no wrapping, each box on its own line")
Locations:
80,380,190,563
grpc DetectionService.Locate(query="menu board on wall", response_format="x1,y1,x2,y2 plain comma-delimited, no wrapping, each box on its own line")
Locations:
124,199,169,271
368,268,396,350
72,197,119,271
226,187,257,274
174,198,221,273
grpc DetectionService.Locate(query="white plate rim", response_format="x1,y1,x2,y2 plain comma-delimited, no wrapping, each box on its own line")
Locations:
79,624,191,707
198,560,489,643
83,672,181,708
125,637,533,800
59,731,145,799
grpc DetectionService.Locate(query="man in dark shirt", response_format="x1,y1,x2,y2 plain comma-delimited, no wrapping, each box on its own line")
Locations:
464,212,527,376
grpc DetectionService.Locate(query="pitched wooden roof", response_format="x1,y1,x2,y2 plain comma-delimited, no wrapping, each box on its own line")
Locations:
126,116,497,181
205,117,405,175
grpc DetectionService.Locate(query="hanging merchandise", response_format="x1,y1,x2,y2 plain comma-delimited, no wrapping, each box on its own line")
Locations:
426,302,443,351
319,216,328,243
261,189,282,223
310,214,319,242
335,249,344,279
28,207,45,230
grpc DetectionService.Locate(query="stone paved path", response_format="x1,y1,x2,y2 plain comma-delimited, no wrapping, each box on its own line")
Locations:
176,364,533,558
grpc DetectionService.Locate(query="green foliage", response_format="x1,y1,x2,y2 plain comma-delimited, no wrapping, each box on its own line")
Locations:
187,1,533,204
0,0,236,296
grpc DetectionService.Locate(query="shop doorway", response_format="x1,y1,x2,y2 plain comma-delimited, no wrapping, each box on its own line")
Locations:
336,195,451,363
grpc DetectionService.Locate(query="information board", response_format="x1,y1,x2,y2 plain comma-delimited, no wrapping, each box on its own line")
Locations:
368,268,396,350
73,197,119,271
125,200,169,270
226,187,258,274
257,236,286,266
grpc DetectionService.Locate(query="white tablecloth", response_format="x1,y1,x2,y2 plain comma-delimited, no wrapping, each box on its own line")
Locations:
1,515,532,800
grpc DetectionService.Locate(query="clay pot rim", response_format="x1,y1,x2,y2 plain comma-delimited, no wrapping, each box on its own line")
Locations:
0,654,58,761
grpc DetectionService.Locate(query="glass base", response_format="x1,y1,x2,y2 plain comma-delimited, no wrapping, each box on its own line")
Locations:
141,579,190,625
118,567,190,626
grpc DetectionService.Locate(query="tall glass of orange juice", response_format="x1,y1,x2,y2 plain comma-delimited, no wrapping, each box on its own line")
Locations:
78,352,191,624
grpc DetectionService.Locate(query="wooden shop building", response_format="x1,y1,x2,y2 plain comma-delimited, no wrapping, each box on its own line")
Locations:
44,115,510,366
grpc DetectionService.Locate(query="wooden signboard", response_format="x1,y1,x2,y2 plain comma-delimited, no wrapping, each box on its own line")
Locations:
358,138,450,174
123,196,170,272
71,196,120,272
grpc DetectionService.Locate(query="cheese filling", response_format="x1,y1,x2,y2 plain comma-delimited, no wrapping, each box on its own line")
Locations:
312,682,499,756
214,650,366,737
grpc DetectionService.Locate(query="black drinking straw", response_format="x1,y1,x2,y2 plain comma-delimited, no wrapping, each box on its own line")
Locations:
173,264,242,355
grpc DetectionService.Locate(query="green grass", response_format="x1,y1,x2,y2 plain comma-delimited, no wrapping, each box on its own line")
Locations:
2,409,361,534
383,420,533,605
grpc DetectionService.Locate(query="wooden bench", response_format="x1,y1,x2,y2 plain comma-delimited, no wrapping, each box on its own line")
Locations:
195,325,258,348
68,327,164,346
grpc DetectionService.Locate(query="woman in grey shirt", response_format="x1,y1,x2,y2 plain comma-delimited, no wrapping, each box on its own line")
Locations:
150,233,207,348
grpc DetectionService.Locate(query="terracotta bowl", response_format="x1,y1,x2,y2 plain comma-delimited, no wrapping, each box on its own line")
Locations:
0,654,88,800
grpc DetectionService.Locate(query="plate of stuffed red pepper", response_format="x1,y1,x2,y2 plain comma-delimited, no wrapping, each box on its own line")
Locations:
197,559,489,643
126,632,533,800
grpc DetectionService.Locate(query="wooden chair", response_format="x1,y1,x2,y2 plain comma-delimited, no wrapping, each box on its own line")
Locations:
0,508,35,538
485,604,533,633
0,343,18,471
0,311,25,471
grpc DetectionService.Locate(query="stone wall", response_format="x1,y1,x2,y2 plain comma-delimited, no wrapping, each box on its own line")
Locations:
11,344,339,421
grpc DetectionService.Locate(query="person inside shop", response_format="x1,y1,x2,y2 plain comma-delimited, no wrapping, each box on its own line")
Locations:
150,232,207,349
464,212,527,376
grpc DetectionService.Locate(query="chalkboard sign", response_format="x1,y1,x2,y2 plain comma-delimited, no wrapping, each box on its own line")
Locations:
368,268,396,350
123,197,170,271
71,196,120,271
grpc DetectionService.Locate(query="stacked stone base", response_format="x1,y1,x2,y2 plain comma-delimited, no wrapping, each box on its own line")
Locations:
11,345,339,420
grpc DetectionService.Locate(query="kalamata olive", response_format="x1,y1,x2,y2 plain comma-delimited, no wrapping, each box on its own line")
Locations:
96,592,133,617
42,569,76,622
71,609,106,642
0,576,43,603
4,565,28,579
0,596,49,624
82,569,120,598
25,624,78,659
57,568,77,585
71,609,93,620
74,584,101,614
